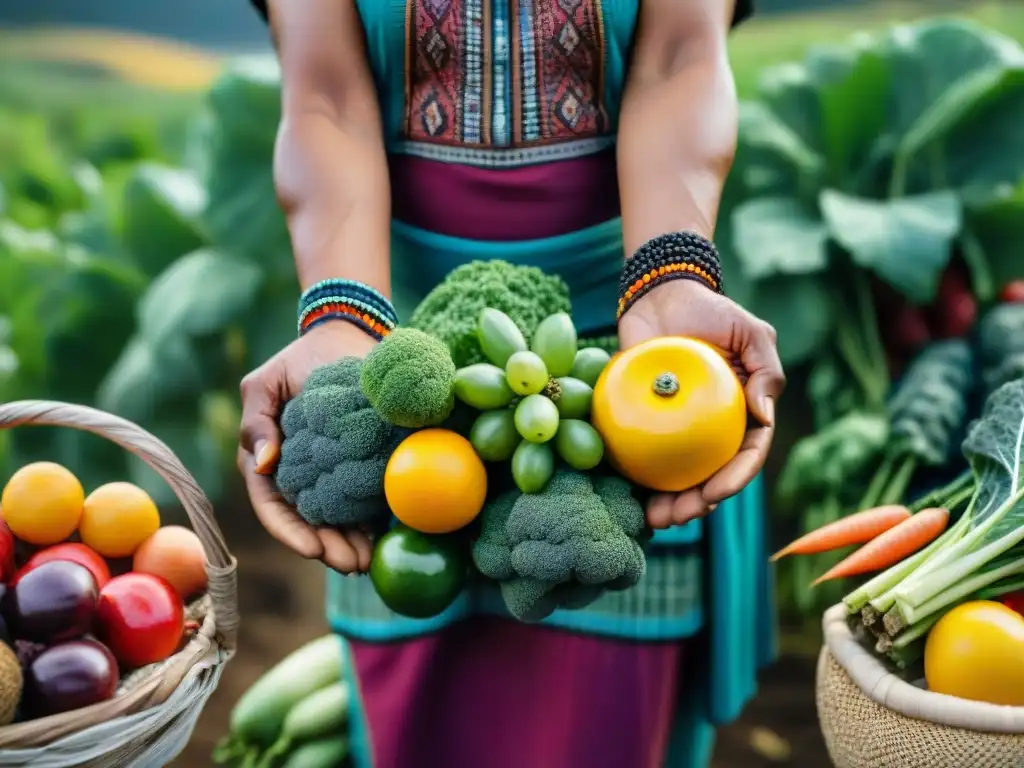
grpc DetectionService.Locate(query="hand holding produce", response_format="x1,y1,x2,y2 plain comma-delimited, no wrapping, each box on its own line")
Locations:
592,336,746,493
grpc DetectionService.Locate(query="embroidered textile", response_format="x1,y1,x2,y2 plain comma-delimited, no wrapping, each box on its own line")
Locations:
405,0,608,150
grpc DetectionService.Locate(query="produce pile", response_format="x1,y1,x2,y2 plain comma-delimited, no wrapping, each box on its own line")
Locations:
776,293,1024,614
275,260,747,622
774,373,1024,706
0,461,209,723
215,635,350,768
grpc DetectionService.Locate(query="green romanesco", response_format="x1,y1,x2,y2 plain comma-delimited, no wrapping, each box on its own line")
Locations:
360,327,457,428
472,470,649,622
276,357,405,527
408,260,571,368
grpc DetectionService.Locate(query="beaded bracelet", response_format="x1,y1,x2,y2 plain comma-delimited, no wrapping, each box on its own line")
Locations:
617,231,724,321
297,278,397,340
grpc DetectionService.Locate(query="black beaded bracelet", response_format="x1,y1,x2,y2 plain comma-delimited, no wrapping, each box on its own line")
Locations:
617,231,724,321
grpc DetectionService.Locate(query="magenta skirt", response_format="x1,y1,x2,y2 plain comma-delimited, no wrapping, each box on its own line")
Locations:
347,617,689,768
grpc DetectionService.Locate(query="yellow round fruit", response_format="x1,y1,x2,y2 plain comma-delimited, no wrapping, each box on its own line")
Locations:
1,462,84,545
79,482,161,558
384,429,487,534
591,336,746,493
924,600,1024,706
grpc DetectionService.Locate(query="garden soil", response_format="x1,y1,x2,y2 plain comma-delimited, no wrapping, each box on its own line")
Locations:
170,501,832,768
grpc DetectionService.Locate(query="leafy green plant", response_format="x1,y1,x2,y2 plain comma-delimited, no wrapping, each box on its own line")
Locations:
724,18,1024,617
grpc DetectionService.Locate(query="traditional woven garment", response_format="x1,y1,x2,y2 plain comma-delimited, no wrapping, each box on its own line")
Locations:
251,3,770,766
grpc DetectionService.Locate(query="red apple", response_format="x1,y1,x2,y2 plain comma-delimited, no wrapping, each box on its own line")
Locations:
95,573,185,669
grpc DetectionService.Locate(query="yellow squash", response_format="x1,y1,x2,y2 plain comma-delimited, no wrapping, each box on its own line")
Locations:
924,601,1024,706
591,337,746,493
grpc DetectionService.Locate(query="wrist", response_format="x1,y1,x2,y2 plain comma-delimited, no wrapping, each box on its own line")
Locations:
617,231,723,321
297,277,398,341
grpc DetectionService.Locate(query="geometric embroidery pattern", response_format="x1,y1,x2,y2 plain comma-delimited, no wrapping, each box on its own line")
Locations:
404,0,608,151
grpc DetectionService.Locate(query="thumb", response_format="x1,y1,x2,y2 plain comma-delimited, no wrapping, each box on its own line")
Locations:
239,369,285,475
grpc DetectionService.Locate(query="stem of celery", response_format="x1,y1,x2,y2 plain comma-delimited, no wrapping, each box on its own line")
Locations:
897,554,1024,627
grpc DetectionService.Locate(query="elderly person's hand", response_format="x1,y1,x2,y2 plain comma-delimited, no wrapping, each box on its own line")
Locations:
237,321,378,574
618,278,786,528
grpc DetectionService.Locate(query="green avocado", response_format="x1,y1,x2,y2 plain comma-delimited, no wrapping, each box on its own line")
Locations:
369,525,469,619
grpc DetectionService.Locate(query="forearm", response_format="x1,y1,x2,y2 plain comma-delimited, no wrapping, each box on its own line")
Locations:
274,111,392,295
617,38,737,256
267,0,392,297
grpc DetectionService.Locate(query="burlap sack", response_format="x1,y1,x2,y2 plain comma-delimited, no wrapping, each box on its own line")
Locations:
816,604,1024,768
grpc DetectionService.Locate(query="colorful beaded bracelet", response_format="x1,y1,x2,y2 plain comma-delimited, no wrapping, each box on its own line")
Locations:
617,232,724,321
299,279,398,326
299,302,394,340
297,278,397,340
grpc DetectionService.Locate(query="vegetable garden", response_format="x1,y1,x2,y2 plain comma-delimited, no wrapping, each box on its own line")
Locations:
2,4,1024,766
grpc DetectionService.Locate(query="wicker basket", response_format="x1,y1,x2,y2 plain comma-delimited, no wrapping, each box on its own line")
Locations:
0,400,239,767
816,604,1024,768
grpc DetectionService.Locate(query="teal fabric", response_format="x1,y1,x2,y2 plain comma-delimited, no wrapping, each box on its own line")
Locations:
353,0,639,152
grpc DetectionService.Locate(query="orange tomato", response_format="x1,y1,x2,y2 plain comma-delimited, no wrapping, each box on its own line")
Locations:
1,462,84,545
79,482,161,558
591,337,746,492
384,429,487,534
133,525,208,599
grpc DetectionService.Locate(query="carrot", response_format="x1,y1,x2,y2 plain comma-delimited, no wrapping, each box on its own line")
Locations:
770,504,911,562
811,507,950,586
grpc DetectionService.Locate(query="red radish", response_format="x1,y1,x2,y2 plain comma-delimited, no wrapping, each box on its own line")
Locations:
1000,591,1024,616
812,507,949,585
12,543,111,589
1000,281,1024,304
771,505,912,562
96,573,185,669
932,265,977,338
892,305,931,352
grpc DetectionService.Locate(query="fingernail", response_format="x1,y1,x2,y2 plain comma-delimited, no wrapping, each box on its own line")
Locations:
759,396,775,425
255,441,273,472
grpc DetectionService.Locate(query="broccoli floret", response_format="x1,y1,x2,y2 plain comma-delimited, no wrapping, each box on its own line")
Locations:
472,470,649,621
360,327,456,428
408,260,571,367
276,357,402,527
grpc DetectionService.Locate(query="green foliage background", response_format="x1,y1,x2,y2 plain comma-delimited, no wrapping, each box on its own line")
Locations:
1,9,1023,624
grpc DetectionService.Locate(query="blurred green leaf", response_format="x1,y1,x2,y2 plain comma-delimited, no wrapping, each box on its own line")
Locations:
197,60,293,275
137,249,264,344
731,197,828,280
127,418,224,509
121,163,208,276
964,181,1024,291
819,189,961,302
747,274,835,366
97,335,205,423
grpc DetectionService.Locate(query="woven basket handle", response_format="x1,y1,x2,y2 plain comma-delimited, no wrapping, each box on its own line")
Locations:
0,400,238,651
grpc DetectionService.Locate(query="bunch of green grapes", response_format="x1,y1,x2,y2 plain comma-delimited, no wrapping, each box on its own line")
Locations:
452,308,613,494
